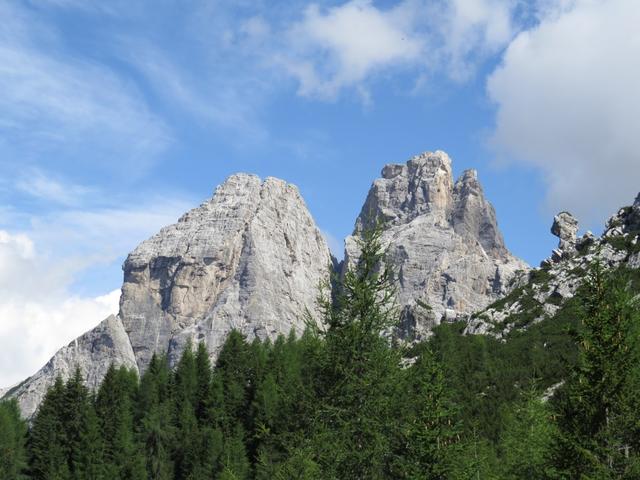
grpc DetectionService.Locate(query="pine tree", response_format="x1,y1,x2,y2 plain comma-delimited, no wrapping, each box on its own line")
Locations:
310,226,404,478
390,348,460,479
498,387,556,479
28,376,70,480
0,399,28,479
552,263,640,478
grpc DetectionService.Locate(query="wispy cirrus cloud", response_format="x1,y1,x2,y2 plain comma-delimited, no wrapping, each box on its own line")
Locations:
120,40,270,143
15,169,93,206
0,2,171,174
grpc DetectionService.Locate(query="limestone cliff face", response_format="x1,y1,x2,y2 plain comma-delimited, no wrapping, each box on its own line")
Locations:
120,174,332,370
8,174,332,417
345,151,528,338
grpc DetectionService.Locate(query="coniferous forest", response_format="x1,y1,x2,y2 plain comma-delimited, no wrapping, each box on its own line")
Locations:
2,230,640,479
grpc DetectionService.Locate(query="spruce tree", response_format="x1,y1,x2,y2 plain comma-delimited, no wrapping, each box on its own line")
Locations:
552,263,640,478
0,399,28,479
310,226,403,478
215,330,252,433
74,402,105,480
95,365,145,479
28,376,70,480
173,343,200,480
137,353,174,480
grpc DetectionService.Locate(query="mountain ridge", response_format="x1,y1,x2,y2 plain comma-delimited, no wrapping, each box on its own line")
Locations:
12,150,636,420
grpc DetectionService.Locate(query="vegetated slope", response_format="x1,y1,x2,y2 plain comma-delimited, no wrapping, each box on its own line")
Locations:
427,193,640,442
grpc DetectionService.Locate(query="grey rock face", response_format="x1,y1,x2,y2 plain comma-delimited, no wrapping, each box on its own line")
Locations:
121,174,332,370
345,151,528,339
551,212,579,252
7,315,136,419
470,192,640,337
6,174,332,417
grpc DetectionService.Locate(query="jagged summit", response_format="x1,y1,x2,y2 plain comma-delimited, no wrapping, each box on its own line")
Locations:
346,151,528,339
355,151,508,258
9,173,332,417
121,173,332,371
467,192,640,337
355,151,455,231
5,151,532,418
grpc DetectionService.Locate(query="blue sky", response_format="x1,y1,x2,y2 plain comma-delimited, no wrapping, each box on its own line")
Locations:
1,0,639,387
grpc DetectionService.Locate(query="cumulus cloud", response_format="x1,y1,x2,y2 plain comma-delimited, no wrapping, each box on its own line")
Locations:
283,0,423,98
0,176,194,388
439,0,517,80
488,0,640,224
0,230,120,388
280,0,518,99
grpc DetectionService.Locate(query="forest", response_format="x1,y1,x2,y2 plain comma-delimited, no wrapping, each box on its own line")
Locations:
1,230,640,479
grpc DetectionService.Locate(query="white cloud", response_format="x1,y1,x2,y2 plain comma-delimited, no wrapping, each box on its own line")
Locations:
0,229,120,388
0,182,194,388
282,0,423,98
0,2,170,171
488,0,640,224
439,0,517,80
279,0,518,100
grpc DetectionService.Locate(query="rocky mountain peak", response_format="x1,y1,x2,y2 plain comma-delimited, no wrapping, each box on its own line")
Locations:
8,173,332,417
121,173,332,371
551,212,579,251
346,151,528,338
355,151,454,232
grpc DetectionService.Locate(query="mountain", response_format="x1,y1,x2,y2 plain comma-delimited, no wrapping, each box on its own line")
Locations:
466,193,640,337
3,151,537,417
6,174,332,418
345,151,528,339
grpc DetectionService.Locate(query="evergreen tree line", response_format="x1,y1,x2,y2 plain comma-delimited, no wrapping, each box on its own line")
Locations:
1,230,640,479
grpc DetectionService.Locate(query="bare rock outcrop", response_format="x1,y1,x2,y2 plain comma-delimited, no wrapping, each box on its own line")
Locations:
345,151,528,339
6,174,332,417
5,315,136,418
552,212,579,250
468,192,640,338
121,173,332,370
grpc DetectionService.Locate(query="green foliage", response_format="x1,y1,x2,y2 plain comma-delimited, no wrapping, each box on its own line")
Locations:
7,237,639,479
28,376,70,480
498,388,557,479
551,262,640,478
0,399,28,479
